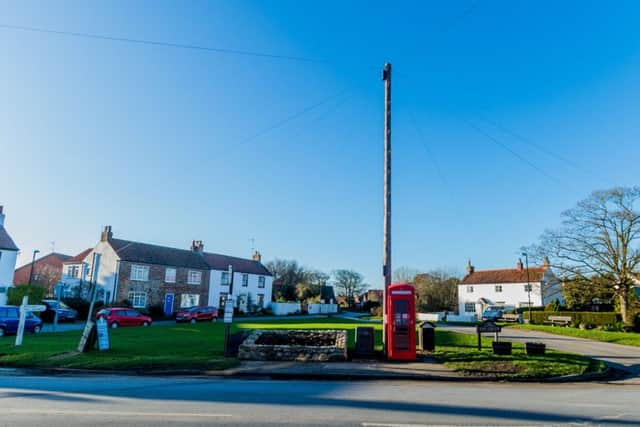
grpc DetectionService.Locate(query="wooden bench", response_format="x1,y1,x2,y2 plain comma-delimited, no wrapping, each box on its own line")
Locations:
500,314,521,323
543,315,572,326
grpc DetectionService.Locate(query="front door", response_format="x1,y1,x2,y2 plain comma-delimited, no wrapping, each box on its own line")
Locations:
164,293,174,317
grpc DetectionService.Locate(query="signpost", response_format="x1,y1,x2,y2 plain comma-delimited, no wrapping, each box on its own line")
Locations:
15,297,46,346
78,253,101,353
223,265,234,357
476,320,502,350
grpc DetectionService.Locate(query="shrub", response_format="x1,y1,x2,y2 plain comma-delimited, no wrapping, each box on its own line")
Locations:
526,311,620,326
7,285,47,306
144,304,166,320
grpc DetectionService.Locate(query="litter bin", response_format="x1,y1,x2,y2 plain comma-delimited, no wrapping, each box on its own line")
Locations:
418,321,436,352
355,326,375,357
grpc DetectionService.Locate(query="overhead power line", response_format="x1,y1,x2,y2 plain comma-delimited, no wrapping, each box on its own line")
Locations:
0,23,325,63
465,120,561,184
408,112,452,196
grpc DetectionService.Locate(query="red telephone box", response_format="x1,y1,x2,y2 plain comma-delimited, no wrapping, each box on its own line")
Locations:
386,283,416,361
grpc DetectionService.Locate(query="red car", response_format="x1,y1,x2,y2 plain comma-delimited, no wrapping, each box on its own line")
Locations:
175,306,218,323
96,307,152,328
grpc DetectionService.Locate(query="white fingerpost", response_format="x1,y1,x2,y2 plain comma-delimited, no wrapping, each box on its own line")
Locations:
15,296,28,346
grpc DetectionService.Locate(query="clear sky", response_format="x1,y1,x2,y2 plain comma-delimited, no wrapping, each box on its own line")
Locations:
1,1,639,287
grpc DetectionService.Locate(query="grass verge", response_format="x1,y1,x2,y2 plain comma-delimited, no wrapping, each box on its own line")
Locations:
508,324,640,347
0,318,605,378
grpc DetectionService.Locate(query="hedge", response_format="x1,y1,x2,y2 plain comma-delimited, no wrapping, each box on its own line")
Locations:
7,285,47,306
525,311,620,326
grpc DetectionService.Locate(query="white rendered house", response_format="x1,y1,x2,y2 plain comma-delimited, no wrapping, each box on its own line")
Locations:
0,206,19,306
458,259,563,318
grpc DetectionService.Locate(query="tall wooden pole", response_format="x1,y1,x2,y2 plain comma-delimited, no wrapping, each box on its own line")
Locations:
382,62,392,354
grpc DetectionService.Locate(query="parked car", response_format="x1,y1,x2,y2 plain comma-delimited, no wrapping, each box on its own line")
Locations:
41,300,78,323
175,306,218,323
0,306,43,337
96,307,152,328
482,306,504,321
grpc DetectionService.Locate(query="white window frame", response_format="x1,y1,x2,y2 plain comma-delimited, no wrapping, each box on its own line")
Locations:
68,265,79,278
180,293,200,308
188,270,202,285
258,276,266,289
257,293,265,307
242,274,248,287
221,271,229,286
130,265,149,281
128,291,147,308
466,285,473,293
165,267,177,283
495,285,503,293
464,302,476,313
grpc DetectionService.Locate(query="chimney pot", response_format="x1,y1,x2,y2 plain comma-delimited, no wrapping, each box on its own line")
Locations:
101,225,113,242
543,256,550,267
466,260,474,274
191,240,204,253
517,258,524,271
253,251,262,262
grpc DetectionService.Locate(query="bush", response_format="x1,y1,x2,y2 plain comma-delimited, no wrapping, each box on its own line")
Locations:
62,297,104,320
7,285,47,306
526,311,620,326
143,304,166,320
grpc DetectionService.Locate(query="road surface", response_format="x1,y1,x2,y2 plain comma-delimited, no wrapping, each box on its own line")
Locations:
440,324,640,382
0,372,638,426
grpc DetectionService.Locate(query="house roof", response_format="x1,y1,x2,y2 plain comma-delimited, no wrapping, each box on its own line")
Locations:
0,226,18,251
202,252,272,276
461,266,548,285
13,252,72,285
63,248,94,264
106,238,272,275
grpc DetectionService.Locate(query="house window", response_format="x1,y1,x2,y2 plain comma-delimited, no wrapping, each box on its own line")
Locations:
130,265,149,281
466,285,473,293
0,287,6,294
180,294,200,308
495,285,503,293
165,268,177,283
524,284,533,292
258,276,265,288
464,302,476,313
242,274,248,287
187,270,202,285
68,265,79,278
128,292,147,308
257,293,265,307
221,272,229,286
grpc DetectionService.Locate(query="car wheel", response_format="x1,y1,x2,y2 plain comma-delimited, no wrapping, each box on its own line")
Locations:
143,321,150,327
33,325,42,334
190,318,197,324
111,322,119,329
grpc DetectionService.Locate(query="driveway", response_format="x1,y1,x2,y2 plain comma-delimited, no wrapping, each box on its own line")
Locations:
440,324,640,382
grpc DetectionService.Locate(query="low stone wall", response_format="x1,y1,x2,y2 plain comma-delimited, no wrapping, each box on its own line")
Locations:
238,329,348,362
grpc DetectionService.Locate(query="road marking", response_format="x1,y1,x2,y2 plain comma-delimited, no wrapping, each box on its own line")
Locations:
5,409,231,418
363,424,551,427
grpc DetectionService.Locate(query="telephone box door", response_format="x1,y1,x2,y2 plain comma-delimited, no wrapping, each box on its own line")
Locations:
386,283,416,361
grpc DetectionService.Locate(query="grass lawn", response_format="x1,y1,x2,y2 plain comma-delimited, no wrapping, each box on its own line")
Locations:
508,323,640,347
433,330,605,379
0,317,605,378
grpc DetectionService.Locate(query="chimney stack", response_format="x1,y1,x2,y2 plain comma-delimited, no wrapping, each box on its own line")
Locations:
191,240,204,253
252,250,262,262
466,260,474,274
101,225,113,242
543,256,550,268
517,258,524,271
0,205,4,227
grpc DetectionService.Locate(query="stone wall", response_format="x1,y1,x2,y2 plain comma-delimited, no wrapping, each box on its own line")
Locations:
238,329,348,362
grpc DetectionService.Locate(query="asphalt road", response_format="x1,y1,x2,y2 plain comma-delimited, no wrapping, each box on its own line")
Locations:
440,324,640,382
0,373,639,426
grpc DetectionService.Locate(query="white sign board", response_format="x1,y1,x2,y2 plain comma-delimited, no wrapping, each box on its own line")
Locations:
96,317,110,351
223,297,234,324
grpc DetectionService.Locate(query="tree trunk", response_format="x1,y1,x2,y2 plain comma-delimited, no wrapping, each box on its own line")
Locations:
619,290,633,328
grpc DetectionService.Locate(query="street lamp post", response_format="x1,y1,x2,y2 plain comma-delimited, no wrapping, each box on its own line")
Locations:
522,252,531,323
27,249,40,286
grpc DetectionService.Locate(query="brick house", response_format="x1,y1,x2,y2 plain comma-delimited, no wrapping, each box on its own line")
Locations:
60,226,273,315
13,252,72,296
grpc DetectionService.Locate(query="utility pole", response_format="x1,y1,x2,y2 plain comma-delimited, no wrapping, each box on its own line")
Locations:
28,250,40,286
382,62,392,354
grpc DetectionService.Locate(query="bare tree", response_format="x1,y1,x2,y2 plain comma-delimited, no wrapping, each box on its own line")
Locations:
525,187,640,327
332,269,368,308
393,266,419,283
35,264,62,297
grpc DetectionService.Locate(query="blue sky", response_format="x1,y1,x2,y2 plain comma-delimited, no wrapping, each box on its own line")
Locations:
1,1,639,287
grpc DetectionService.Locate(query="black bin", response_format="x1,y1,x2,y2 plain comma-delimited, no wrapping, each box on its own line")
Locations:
418,321,436,352
355,326,375,357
